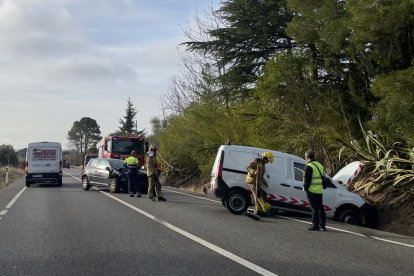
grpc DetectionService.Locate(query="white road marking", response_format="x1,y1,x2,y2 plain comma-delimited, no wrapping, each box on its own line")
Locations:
65,172,277,275
163,188,221,203
65,172,414,249
5,187,26,209
0,210,8,215
102,191,278,276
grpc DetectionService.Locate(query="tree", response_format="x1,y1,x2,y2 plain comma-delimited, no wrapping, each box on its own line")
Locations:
119,98,140,135
67,117,101,154
0,144,18,166
183,0,294,98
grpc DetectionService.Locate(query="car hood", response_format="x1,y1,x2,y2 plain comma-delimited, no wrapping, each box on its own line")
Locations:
332,161,363,186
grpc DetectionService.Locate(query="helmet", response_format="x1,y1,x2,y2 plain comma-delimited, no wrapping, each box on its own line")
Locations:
261,151,274,163
149,146,157,152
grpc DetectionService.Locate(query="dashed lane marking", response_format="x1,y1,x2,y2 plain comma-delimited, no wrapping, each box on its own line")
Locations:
0,210,8,216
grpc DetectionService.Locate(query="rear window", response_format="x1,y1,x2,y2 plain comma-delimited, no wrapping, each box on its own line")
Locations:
31,148,57,161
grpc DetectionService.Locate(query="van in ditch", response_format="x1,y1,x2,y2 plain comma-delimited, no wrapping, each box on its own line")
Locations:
208,145,377,227
25,142,63,187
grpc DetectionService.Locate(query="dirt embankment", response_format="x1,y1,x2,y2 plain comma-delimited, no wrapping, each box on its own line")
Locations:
0,167,25,189
164,175,414,237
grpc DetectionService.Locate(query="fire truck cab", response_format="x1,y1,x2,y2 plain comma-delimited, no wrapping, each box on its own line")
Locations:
97,135,146,165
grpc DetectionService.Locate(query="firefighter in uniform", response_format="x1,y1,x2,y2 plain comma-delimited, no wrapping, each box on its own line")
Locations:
124,150,141,197
146,146,166,201
245,151,273,215
303,150,326,231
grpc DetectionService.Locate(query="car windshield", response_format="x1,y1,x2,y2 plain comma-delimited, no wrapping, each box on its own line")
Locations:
109,159,126,169
112,140,144,155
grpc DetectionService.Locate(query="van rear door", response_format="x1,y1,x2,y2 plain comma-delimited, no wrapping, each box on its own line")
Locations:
28,145,61,174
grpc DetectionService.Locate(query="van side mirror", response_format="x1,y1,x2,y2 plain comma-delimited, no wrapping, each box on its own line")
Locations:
105,167,110,171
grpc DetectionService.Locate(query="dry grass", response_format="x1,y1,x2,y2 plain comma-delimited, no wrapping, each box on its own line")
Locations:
0,167,25,189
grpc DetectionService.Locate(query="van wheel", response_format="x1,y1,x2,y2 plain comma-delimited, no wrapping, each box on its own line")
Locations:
82,176,91,191
338,209,360,225
225,190,249,215
57,177,62,186
26,181,31,187
221,198,227,208
108,178,119,193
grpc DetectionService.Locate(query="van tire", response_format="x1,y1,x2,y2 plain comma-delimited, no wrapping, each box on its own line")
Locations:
221,198,227,208
57,177,63,187
26,180,31,187
82,176,91,191
225,189,249,215
338,209,360,225
108,178,119,193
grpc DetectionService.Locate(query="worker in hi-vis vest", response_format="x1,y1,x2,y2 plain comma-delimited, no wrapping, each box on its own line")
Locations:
124,150,141,197
303,150,326,231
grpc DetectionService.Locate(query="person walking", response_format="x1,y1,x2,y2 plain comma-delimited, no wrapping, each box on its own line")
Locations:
124,150,141,197
146,146,166,201
245,151,273,215
303,150,326,231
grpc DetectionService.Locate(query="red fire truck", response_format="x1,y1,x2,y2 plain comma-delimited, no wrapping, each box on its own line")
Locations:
97,135,146,165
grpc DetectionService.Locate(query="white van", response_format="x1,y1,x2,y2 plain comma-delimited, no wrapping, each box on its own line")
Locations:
25,142,63,187
208,145,377,227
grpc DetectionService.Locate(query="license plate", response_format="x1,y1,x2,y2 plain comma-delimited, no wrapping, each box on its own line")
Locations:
33,174,42,178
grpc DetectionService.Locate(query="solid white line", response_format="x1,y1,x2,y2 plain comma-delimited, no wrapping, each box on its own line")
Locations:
65,172,277,275
163,188,221,203
164,188,414,248
66,172,414,249
5,187,26,209
100,191,278,276
0,210,8,215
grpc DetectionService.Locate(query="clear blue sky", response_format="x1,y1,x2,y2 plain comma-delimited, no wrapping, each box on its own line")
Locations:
0,0,218,149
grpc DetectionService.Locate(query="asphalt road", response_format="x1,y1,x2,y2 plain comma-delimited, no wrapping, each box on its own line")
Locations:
0,167,413,276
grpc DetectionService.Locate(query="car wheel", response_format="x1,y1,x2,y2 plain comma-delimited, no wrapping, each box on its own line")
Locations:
338,209,360,225
225,189,249,215
108,178,119,193
82,176,91,191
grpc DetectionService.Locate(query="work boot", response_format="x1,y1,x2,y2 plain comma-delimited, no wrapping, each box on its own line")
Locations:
158,197,166,201
136,193,142,198
320,225,327,231
307,226,320,231
130,194,134,197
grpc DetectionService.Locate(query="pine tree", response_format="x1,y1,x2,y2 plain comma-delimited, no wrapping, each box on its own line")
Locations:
119,98,138,135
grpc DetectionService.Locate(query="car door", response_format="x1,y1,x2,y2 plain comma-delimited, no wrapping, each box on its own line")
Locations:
95,159,110,185
85,159,98,184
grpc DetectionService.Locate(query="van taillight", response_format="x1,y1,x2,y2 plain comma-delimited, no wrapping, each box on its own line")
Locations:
216,151,224,179
60,161,62,168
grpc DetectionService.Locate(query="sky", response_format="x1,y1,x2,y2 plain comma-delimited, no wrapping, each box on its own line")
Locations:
0,0,218,150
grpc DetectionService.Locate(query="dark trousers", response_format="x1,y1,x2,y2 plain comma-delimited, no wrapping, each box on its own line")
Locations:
307,192,326,228
127,169,139,194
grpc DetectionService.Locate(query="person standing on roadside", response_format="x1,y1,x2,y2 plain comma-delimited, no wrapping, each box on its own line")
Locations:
124,150,141,197
303,150,326,231
146,146,166,201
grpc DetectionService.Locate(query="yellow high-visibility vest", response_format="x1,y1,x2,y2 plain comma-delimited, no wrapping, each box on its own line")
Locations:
306,161,324,194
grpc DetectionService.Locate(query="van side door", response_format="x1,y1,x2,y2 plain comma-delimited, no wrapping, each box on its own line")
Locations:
290,161,311,212
254,151,292,207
